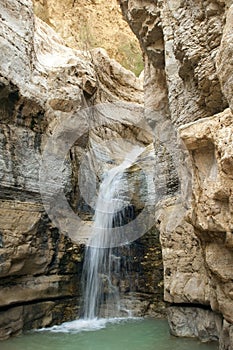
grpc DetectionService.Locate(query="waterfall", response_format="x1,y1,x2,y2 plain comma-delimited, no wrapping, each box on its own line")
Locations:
82,146,144,320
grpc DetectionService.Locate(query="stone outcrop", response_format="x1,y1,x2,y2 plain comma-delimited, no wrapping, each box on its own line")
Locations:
0,0,89,335
119,0,233,348
179,109,233,343
216,4,233,112
33,0,143,75
167,306,222,342
0,0,148,340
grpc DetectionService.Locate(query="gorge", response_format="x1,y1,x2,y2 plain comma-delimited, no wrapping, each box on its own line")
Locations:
0,0,233,349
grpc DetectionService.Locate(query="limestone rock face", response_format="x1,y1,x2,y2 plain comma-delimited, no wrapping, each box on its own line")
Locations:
91,48,143,103
216,5,233,112
33,0,143,75
120,0,233,348
167,306,222,342
120,0,228,124
0,0,145,339
180,109,233,326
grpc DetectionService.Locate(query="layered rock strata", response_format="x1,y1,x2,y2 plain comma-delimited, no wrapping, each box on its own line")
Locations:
0,0,154,339
119,0,233,348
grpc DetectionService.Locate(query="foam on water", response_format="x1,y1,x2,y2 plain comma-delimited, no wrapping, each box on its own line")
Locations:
37,317,141,334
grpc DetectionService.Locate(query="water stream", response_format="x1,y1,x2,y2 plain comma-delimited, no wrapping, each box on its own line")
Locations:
82,146,144,319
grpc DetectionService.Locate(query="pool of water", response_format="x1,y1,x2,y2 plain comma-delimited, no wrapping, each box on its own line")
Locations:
1,318,218,350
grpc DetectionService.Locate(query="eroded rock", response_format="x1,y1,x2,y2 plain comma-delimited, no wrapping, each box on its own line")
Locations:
167,306,222,342
0,0,145,339
120,0,233,348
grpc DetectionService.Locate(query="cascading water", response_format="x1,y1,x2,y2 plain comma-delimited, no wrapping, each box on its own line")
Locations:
82,146,144,320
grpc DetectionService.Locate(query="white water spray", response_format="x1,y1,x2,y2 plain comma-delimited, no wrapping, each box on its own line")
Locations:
82,146,144,320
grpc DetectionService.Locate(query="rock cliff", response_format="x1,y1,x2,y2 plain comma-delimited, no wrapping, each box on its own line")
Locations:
1,0,233,348
0,0,167,340
119,0,233,348
33,0,143,75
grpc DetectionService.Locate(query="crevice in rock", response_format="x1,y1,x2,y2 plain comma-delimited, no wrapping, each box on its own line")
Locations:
0,186,42,202
169,302,213,311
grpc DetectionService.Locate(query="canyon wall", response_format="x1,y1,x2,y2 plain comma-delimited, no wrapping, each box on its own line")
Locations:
0,0,96,338
33,0,143,75
1,0,233,348
0,0,165,339
119,0,233,348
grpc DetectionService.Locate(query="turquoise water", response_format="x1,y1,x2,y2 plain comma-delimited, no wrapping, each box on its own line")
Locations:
1,318,218,350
